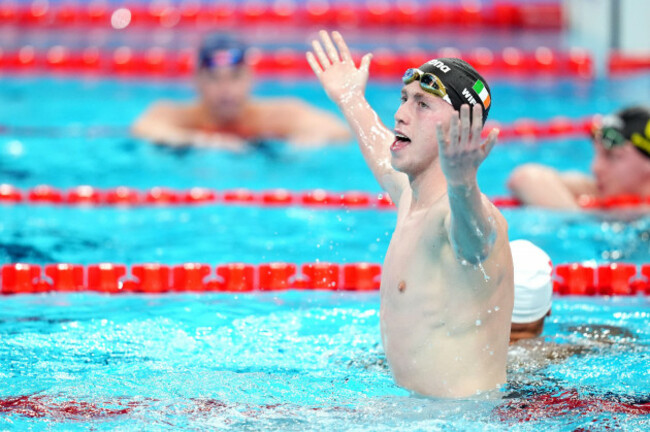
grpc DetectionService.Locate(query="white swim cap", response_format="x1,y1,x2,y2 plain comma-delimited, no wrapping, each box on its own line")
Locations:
510,240,553,324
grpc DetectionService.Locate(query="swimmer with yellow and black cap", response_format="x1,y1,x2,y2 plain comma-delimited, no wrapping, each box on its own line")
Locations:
133,32,351,149
509,105,650,208
308,30,512,399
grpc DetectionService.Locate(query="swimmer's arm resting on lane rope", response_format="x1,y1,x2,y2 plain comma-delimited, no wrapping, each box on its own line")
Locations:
508,163,597,209
131,101,248,151
306,30,409,204
438,104,501,264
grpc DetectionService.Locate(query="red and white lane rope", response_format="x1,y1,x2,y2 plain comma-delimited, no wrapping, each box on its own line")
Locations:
0,46,594,79
1,185,648,210
609,51,650,75
0,1,564,30
1,261,648,296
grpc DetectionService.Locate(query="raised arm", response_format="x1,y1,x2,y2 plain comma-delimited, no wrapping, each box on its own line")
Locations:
438,104,501,263
306,30,408,202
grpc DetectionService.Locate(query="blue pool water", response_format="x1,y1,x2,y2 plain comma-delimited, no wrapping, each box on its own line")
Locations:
0,76,649,264
0,293,649,431
0,71,649,431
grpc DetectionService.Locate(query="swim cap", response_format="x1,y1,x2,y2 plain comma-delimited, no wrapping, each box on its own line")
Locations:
510,240,553,324
598,106,650,159
197,33,249,70
417,57,492,125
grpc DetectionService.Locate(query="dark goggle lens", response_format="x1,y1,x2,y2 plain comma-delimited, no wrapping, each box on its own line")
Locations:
420,74,440,91
402,68,419,84
599,127,626,149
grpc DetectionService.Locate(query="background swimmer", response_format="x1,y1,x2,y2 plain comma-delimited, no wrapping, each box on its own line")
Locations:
133,33,351,150
508,106,650,209
307,30,513,398
509,240,553,344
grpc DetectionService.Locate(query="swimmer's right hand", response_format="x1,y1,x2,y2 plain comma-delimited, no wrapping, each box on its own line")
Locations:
306,30,373,106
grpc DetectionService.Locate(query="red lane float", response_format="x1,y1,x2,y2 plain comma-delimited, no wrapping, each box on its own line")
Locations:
172,263,212,291
0,2,564,30
0,47,593,79
104,187,141,206
259,263,296,291
217,264,255,292
44,263,85,291
131,263,171,293
608,51,650,75
1,262,649,295
554,263,596,295
87,263,127,293
2,184,649,210
1,263,41,294
343,263,381,291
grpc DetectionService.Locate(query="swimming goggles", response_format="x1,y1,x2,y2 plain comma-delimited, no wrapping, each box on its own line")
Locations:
402,68,453,105
590,115,627,150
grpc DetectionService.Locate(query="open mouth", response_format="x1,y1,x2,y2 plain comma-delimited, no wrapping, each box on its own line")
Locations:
391,132,411,151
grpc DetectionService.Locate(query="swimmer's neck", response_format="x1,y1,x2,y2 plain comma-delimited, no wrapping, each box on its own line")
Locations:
407,162,447,211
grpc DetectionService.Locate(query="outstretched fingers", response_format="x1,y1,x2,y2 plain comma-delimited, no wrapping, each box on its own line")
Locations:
459,105,471,151
306,52,323,76
449,113,459,153
435,122,448,154
311,40,330,69
359,53,372,73
319,30,341,64
482,129,499,157
331,31,351,63
471,104,483,148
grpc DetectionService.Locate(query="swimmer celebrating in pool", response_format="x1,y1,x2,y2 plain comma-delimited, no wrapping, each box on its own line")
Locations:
133,33,351,150
307,31,513,398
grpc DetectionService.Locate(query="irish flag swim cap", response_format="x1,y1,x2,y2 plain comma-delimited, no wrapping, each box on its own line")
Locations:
417,57,492,125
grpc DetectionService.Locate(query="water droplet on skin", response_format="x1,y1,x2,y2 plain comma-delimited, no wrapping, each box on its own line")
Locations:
476,260,490,281
475,319,482,326
494,306,500,311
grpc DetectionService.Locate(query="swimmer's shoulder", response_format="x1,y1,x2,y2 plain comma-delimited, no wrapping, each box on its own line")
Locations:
252,97,315,116
145,101,204,127
144,100,197,117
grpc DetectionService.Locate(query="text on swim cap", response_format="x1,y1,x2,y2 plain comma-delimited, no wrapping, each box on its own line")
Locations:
426,59,451,73
461,88,478,105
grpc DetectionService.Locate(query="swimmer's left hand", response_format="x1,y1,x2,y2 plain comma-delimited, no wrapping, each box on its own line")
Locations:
436,104,499,186
306,30,373,108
